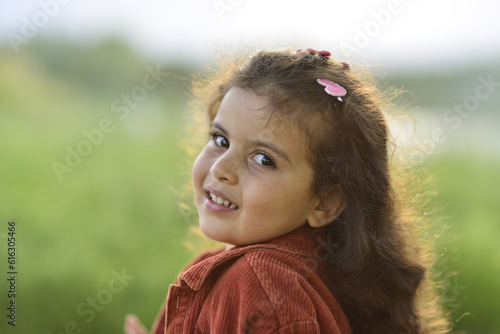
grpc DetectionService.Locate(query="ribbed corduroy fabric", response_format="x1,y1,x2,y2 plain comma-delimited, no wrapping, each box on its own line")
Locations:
150,225,351,334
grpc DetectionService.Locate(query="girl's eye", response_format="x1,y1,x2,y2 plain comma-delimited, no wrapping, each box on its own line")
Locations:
212,134,229,148
252,153,276,168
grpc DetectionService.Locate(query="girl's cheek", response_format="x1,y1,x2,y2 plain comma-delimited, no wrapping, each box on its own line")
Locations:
245,180,274,205
192,150,210,185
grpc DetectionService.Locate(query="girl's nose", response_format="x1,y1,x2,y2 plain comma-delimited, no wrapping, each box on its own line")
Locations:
209,155,239,184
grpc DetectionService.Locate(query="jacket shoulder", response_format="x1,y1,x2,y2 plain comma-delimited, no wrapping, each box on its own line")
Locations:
199,248,349,333
219,248,314,289
201,252,281,333
212,249,320,325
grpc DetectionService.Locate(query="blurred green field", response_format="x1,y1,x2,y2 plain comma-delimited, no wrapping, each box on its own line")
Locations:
0,39,499,333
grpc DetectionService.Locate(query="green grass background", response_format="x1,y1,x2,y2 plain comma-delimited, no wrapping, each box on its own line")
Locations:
0,38,499,333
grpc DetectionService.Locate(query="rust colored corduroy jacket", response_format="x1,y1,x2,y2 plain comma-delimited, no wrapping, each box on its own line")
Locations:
149,225,351,334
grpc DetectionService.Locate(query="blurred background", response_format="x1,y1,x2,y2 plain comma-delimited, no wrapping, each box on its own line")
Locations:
1,0,499,333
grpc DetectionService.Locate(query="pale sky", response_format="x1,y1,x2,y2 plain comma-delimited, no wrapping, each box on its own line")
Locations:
1,0,499,70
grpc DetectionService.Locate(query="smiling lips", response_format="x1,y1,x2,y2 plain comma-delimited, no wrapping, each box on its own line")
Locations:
205,189,238,211
209,192,238,209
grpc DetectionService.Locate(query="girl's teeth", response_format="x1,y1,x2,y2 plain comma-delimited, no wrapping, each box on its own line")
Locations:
209,192,236,209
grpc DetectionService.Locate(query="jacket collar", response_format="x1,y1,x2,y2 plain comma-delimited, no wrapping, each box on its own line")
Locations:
178,225,326,291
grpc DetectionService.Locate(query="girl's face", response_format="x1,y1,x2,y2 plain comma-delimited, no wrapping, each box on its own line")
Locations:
192,87,321,246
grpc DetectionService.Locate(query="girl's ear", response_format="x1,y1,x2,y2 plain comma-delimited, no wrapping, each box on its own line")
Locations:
307,186,345,228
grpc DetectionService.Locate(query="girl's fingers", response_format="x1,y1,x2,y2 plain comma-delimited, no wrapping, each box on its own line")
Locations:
124,314,148,334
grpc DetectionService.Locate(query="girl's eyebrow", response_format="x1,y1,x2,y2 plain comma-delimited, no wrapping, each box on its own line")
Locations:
251,140,291,164
211,122,227,134
211,121,291,164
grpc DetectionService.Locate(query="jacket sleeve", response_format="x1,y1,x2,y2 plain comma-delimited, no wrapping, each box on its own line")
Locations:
201,254,322,334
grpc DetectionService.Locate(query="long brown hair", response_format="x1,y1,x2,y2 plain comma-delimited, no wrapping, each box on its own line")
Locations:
190,49,449,333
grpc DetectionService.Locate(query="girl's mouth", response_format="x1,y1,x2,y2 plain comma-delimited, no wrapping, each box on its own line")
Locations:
205,191,238,210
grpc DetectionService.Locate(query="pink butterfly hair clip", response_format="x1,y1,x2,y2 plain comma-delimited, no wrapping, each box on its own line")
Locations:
316,78,347,102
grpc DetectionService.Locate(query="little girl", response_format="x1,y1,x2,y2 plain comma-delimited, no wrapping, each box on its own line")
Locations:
125,48,449,333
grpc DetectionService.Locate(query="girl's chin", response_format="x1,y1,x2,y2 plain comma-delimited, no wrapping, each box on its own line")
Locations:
199,221,248,246
199,221,227,242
